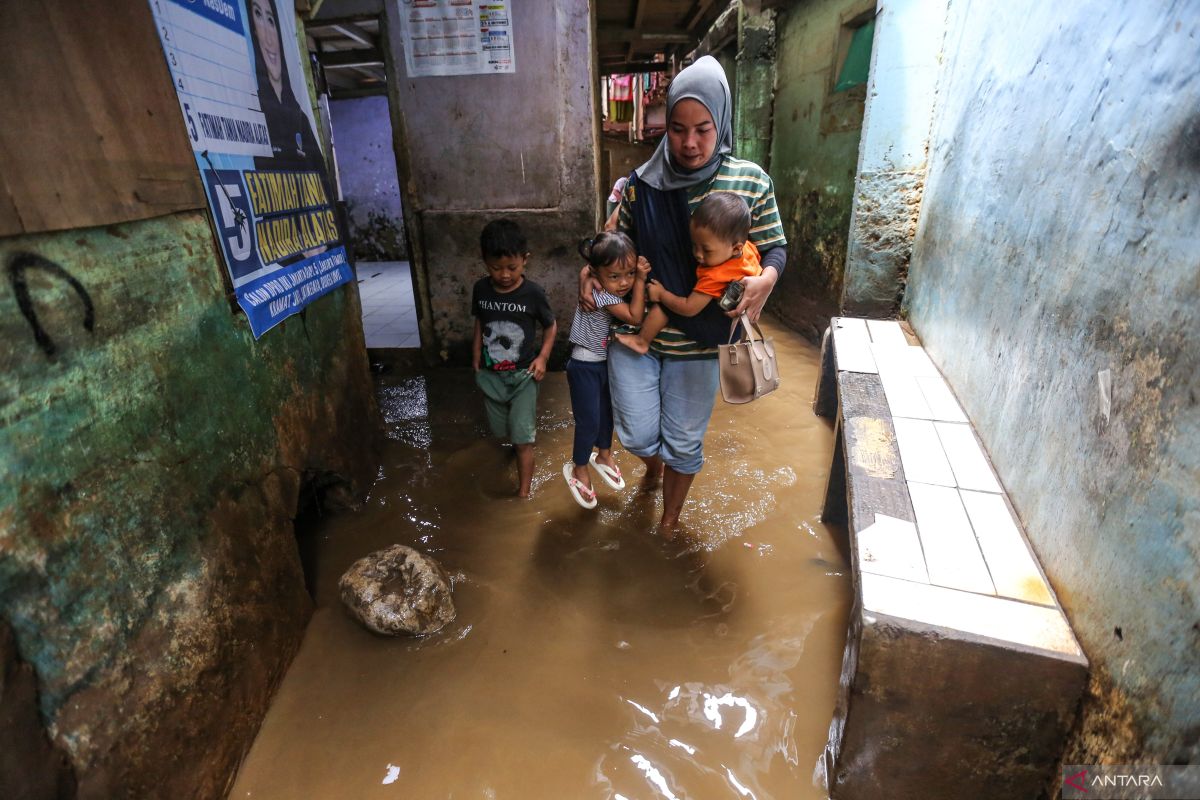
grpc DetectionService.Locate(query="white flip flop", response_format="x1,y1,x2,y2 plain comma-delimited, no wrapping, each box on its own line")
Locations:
563,463,598,509
589,453,626,491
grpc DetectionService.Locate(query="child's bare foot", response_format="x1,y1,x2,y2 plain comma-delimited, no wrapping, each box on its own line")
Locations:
615,332,651,355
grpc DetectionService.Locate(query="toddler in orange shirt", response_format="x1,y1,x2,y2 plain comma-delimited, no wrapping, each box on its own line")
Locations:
616,192,761,355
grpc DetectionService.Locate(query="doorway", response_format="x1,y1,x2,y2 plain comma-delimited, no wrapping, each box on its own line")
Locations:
307,14,419,349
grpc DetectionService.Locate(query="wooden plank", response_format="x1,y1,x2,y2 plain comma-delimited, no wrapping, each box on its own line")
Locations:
934,422,1003,492
959,491,1055,607
891,417,956,487
857,514,929,584
866,319,908,347
832,317,878,374
813,326,838,418
822,418,848,526
839,372,916,528
878,368,933,419
907,482,995,596
915,375,969,423
861,572,1083,658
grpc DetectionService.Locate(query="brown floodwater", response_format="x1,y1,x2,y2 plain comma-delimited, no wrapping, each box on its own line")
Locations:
231,320,850,799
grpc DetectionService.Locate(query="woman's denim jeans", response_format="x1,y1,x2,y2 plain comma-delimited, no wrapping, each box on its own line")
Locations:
607,341,719,475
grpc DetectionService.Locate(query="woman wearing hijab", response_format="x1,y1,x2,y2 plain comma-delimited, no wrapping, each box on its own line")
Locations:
249,0,324,171
597,56,788,534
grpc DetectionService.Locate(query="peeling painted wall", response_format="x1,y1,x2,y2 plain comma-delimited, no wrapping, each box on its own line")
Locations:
330,95,408,261
905,0,1199,765
382,0,596,362
0,211,380,795
842,0,948,317
768,0,874,339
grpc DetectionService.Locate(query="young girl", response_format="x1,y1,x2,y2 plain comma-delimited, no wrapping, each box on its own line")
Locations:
563,232,650,509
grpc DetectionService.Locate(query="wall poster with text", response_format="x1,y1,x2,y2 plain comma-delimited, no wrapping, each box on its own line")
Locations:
401,0,516,77
148,0,351,338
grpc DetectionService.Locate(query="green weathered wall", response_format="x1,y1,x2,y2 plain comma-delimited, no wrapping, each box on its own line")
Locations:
734,6,776,172
767,0,872,338
0,211,380,796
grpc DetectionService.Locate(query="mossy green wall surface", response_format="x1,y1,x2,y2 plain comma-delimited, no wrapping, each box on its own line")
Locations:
0,210,380,796
768,0,871,336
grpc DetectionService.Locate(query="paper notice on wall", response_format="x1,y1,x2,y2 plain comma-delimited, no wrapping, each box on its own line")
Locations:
401,0,516,77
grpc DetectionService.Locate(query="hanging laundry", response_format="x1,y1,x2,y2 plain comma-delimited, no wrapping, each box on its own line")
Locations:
610,74,634,102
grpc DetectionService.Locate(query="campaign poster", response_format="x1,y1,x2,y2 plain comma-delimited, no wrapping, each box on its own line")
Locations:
149,0,352,339
401,0,516,77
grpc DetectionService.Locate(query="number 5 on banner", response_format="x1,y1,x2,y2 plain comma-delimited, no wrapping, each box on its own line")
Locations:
212,182,252,263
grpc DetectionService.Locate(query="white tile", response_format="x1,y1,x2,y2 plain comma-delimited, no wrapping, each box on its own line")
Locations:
915,375,969,423
878,368,933,419
892,417,955,486
959,491,1055,607
903,346,940,377
866,319,908,347
934,422,1002,492
861,572,1083,657
857,514,930,584
907,481,995,595
832,317,877,373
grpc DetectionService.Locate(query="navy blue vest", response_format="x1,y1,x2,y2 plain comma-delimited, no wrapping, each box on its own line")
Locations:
626,173,734,348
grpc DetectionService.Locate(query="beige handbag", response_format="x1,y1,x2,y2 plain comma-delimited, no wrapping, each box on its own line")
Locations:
719,315,780,404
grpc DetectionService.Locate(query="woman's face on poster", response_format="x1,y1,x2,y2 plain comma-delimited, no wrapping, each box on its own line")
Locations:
252,0,283,87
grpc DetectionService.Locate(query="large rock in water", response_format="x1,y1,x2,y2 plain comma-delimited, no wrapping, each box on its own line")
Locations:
339,545,456,636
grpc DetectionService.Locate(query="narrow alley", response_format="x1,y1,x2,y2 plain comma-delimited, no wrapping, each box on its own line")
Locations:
0,1,1196,799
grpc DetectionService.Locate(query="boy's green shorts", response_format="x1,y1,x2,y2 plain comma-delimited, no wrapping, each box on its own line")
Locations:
474,368,538,444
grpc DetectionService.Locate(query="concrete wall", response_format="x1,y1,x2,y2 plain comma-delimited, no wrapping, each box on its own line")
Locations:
0,211,380,797
905,0,1199,765
842,0,947,317
382,0,597,362
330,95,408,260
767,0,874,339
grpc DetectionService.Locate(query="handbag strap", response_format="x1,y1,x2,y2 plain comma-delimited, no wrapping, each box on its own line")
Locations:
726,313,768,345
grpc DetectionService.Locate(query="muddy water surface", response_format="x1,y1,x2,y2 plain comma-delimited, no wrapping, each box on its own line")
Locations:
232,322,849,799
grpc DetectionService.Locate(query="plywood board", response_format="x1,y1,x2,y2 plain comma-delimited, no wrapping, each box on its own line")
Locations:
861,572,1083,658
839,372,916,528
934,422,1002,492
892,417,955,487
0,1,204,236
960,491,1055,607
907,481,995,596
832,317,878,374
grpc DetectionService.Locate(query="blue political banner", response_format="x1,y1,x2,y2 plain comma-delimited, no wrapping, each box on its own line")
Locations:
149,0,351,338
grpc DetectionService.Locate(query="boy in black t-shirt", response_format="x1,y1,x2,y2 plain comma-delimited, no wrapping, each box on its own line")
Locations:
471,220,558,498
